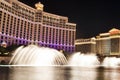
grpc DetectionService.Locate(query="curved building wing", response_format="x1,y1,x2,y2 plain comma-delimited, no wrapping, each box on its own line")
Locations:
0,0,76,53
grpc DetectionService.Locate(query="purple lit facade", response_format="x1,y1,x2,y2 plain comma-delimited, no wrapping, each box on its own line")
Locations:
0,0,76,53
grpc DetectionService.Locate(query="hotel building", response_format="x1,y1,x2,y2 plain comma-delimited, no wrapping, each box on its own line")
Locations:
96,28,120,56
0,0,76,52
75,38,96,53
75,28,120,56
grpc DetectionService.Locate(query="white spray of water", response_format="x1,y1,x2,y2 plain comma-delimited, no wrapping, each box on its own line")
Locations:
102,57,120,67
9,45,67,66
9,45,120,67
68,52,100,67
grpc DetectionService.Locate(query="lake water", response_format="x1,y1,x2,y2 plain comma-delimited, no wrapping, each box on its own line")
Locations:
0,66,120,80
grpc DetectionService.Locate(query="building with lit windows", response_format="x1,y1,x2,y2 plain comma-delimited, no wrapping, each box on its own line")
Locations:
75,28,120,56
0,0,76,53
75,38,96,53
96,28,120,56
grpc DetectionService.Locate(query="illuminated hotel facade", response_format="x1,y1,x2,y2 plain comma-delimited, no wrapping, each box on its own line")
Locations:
0,0,76,52
75,28,120,56
75,38,96,53
96,28,120,56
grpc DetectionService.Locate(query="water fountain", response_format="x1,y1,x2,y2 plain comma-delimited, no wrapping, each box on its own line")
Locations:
101,57,120,68
9,45,67,66
68,52,100,67
9,45,120,68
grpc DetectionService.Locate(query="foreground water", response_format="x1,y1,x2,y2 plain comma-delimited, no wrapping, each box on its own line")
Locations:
0,66,120,80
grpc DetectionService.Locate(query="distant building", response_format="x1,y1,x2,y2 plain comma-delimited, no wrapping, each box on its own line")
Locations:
0,0,76,52
75,38,96,53
75,28,120,56
96,28,120,56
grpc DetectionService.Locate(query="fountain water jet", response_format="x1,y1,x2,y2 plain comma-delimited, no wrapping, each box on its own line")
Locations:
68,52,100,67
101,57,120,67
9,45,67,66
9,45,120,67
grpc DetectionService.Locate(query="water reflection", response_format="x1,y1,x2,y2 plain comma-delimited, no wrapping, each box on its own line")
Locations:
0,66,120,80
9,66,66,80
70,67,98,80
104,68,120,80
0,67,9,80
96,67,105,80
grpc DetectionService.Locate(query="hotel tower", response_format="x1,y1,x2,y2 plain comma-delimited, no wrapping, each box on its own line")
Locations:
0,0,76,52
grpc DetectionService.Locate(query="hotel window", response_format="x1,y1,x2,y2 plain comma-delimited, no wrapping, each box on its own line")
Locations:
0,11,2,15
26,22,30,39
46,27,48,41
56,29,58,43
34,25,37,41
38,25,41,40
49,28,51,43
52,28,55,43
62,30,65,44
69,31,71,45
59,30,61,44
66,31,68,44
13,17,16,33
1,36,3,39
0,11,2,22
42,26,45,40
30,24,33,33
0,2,1,8
1,2,4,9
24,21,27,38
2,23,5,33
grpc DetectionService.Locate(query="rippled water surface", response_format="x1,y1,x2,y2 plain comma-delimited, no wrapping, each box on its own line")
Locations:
0,66,120,80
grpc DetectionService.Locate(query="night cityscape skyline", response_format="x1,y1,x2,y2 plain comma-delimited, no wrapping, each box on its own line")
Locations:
1,2,120,79
19,0,120,39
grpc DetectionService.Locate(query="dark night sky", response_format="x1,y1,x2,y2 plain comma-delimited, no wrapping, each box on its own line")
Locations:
19,0,120,39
